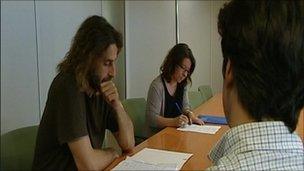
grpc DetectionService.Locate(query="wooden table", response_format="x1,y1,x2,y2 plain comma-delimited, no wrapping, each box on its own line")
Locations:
106,93,228,170
106,93,304,170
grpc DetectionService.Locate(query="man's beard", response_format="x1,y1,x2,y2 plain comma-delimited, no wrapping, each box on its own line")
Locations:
89,72,114,91
89,73,101,91
102,76,113,82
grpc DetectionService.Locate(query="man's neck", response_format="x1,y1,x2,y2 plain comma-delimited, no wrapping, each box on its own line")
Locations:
227,89,255,128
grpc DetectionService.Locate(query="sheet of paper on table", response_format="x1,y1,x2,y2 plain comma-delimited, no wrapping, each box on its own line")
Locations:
112,148,193,170
177,124,221,134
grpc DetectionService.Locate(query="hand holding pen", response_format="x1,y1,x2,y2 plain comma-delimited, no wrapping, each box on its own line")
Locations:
175,102,191,127
175,115,190,128
184,109,204,126
175,102,204,126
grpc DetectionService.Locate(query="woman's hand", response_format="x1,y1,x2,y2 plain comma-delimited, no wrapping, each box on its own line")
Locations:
174,114,189,127
184,110,204,125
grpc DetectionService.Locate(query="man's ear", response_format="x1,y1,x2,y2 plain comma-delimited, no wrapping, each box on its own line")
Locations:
224,59,233,87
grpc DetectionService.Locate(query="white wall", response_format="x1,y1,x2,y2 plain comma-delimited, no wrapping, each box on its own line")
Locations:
211,1,226,93
102,0,126,100
1,1,102,134
1,1,40,134
35,1,102,117
125,1,226,99
125,1,176,98
179,0,226,93
179,1,212,92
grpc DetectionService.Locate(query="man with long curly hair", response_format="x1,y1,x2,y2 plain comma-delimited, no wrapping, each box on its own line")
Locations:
33,15,134,170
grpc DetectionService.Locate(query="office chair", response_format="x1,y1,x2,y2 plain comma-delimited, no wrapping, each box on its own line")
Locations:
1,125,38,171
198,85,213,101
122,98,147,145
188,91,205,109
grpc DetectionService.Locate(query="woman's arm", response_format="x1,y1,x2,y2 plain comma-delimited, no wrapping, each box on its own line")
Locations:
146,81,163,128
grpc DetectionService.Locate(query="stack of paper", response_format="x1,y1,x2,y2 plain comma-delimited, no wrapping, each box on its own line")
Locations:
177,124,221,134
112,148,193,170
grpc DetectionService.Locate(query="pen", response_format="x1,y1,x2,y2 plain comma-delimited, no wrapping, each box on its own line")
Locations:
175,102,191,125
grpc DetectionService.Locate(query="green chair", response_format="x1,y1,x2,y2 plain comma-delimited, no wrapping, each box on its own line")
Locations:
1,125,38,171
198,85,213,101
122,98,147,145
102,130,122,155
188,91,205,109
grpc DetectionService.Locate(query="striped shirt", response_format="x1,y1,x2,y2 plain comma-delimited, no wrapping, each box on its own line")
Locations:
207,121,304,170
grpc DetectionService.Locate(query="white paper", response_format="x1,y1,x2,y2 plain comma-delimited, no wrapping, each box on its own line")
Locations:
177,124,221,134
112,148,193,170
112,158,177,170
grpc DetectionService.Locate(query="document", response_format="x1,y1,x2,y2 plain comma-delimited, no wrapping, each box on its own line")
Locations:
177,124,221,134
112,148,193,170
112,158,177,170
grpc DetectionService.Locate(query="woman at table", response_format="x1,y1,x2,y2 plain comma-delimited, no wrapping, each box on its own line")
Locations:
146,43,204,136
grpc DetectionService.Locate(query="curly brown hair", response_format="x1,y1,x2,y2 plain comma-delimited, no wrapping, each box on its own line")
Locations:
57,15,123,91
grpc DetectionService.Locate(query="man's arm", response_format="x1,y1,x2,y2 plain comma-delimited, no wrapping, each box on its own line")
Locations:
100,81,135,152
68,136,118,170
112,101,135,151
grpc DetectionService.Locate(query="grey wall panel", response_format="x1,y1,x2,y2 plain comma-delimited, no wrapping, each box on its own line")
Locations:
125,1,176,98
178,1,212,91
102,0,126,100
35,1,102,116
1,1,39,134
179,1,225,93
211,1,226,93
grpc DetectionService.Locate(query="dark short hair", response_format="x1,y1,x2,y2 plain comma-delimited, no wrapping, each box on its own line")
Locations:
57,15,123,90
160,43,196,87
218,0,304,132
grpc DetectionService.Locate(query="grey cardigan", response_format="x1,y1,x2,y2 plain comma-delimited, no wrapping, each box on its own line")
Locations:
145,75,190,136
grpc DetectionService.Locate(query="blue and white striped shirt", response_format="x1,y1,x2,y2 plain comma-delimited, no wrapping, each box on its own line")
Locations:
207,121,304,170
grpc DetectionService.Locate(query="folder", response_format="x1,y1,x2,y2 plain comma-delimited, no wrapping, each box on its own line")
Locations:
199,115,228,125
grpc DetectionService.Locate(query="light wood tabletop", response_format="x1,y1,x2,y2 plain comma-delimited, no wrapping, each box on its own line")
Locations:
105,93,303,170
105,93,228,170
194,93,303,140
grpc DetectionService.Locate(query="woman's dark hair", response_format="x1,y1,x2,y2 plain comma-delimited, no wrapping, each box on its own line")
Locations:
57,15,123,91
160,43,196,88
218,0,304,132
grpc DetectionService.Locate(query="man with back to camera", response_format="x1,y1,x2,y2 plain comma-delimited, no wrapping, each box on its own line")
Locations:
32,15,135,170
207,0,304,170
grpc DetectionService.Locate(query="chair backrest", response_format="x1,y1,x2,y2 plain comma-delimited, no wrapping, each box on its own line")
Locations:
122,98,147,143
188,91,205,109
102,130,122,154
198,85,213,101
1,125,38,171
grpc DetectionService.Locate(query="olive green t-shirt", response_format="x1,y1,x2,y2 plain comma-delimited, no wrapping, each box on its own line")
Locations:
32,72,118,170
